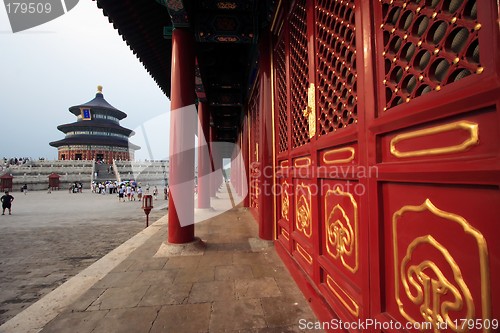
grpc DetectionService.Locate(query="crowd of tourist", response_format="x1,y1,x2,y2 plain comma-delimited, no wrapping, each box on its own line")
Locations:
90,180,168,203
1,157,48,172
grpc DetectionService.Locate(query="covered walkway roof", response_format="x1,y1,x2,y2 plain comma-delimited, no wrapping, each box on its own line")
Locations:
95,0,276,144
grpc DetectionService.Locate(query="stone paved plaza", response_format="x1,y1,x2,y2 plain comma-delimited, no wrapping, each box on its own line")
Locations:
0,189,167,325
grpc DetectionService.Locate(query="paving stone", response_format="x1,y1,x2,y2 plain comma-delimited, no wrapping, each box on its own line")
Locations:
174,266,215,283
261,296,317,327
150,303,210,333
63,288,106,312
209,299,266,331
188,280,235,303
88,285,150,310
114,258,168,272
110,259,136,273
91,307,160,333
275,278,303,295
133,269,177,286
92,271,141,289
211,241,252,252
214,264,253,281
250,263,289,279
233,252,269,266
139,283,192,306
40,310,108,333
235,277,281,299
198,251,233,267
163,256,201,269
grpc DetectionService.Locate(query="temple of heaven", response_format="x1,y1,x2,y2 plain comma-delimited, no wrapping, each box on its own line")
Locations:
49,86,140,163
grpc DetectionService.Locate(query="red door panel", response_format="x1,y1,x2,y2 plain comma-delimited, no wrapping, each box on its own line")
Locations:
380,182,499,332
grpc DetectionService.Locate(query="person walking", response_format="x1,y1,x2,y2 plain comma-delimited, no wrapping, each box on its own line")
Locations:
118,185,125,202
137,186,143,202
153,186,158,200
1,191,14,215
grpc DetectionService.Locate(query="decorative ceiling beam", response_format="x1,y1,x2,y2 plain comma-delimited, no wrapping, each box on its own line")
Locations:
155,0,190,27
195,59,207,102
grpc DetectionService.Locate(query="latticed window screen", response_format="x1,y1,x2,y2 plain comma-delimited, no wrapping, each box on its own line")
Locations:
289,0,310,148
381,0,482,110
275,36,288,153
315,0,358,135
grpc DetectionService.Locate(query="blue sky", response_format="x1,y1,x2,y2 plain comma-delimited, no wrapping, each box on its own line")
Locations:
0,1,170,160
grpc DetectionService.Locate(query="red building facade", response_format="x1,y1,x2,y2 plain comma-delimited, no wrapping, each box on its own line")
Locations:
96,1,499,331
263,1,500,330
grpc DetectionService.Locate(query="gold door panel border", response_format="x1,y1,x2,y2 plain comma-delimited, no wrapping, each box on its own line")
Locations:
326,274,360,318
322,147,356,165
281,228,289,241
390,121,479,158
280,160,290,168
296,242,313,265
392,199,490,332
295,183,312,238
294,156,311,167
325,186,359,273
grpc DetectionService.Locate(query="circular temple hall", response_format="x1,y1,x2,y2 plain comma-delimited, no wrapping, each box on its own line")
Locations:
49,86,139,163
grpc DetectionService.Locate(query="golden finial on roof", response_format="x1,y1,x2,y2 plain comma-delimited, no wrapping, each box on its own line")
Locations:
97,85,103,94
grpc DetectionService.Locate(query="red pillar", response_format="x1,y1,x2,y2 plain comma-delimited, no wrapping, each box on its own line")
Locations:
242,114,250,207
258,31,274,240
213,148,222,193
238,136,243,196
197,102,211,208
209,124,217,198
168,28,195,244
234,146,240,196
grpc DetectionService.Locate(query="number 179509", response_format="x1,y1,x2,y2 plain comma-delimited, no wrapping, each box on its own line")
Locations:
5,2,52,14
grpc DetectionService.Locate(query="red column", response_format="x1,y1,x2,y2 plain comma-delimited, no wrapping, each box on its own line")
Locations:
258,31,274,240
168,28,195,244
238,136,243,196
209,124,217,198
242,114,250,207
213,148,222,193
197,102,211,208
234,145,240,196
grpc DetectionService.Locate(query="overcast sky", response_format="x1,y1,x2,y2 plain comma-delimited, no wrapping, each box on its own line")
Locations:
0,1,170,161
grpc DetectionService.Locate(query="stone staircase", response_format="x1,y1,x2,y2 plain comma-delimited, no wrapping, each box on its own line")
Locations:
93,163,116,183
